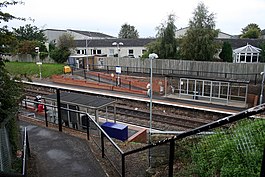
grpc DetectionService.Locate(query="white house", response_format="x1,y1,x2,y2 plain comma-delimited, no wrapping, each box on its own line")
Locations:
43,29,115,44
175,27,234,39
74,38,155,58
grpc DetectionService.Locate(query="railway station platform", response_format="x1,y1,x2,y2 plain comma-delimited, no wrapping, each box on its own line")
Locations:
24,79,245,115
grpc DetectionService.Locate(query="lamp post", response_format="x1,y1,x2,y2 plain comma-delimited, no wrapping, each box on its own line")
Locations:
148,53,158,167
112,42,124,86
35,47,42,80
260,65,265,105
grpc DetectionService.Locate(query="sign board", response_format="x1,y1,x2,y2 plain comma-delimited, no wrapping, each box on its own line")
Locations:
36,62,42,65
116,66,121,74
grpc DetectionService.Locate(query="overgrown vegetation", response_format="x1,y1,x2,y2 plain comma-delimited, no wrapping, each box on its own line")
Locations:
5,62,64,78
177,119,265,176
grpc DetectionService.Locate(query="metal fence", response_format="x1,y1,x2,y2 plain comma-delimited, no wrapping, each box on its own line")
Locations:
20,82,265,177
0,124,12,172
0,124,30,177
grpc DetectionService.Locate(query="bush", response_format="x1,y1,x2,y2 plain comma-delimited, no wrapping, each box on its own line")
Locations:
179,119,265,176
50,48,70,63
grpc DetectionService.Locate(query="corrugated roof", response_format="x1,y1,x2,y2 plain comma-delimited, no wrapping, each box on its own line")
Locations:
44,92,116,109
68,29,115,39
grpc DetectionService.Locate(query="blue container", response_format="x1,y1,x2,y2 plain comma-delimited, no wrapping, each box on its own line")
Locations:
101,122,128,141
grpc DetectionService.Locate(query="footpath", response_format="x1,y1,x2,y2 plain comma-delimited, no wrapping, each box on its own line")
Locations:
20,121,108,177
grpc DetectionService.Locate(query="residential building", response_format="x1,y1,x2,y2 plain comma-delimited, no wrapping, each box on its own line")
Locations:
74,38,155,58
43,29,115,44
175,27,235,39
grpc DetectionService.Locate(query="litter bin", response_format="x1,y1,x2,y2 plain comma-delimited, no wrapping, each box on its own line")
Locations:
63,66,71,73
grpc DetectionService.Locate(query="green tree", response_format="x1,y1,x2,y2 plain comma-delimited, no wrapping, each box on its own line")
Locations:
0,1,25,23
118,23,139,39
156,14,179,59
0,26,18,53
259,42,265,62
50,33,74,63
219,41,233,62
180,2,219,61
0,1,24,54
13,24,47,57
144,14,179,59
241,23,261,39
12,24,47,42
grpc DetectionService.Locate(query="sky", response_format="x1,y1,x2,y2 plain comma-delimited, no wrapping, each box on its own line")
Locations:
2,0,265,38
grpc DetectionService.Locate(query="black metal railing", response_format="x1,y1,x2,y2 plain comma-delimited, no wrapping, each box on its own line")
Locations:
20,82,265,177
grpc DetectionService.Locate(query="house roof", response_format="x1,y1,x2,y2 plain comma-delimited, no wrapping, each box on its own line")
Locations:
216,38,265,49
68,29,115,39
74,38,156,48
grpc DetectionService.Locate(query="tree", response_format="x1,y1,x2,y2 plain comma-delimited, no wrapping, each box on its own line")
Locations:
12,24,47,57
144,14,179,59
0,1,24,54
180,2,219,61
0,26,18,53
13,24,47,42
259,42,265,62
219,41,233,62
57,33,75,50
0,1,25,23
241,23,261,39
118,23,139,39
50,33,74,63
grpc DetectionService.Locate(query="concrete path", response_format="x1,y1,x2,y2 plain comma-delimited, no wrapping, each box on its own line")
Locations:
20,121,107,177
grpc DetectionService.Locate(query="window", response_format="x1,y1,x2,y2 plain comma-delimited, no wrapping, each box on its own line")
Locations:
109,49,114,56
128,49,133,55
246,53,251,62
92,49,96,55
97,50,101,55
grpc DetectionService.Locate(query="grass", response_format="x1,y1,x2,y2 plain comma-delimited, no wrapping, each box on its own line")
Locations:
4,62,65,78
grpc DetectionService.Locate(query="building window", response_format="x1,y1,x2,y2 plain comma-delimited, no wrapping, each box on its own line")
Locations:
97,50,101,55
109,49,114,56
128,49,134,55
142,49,147,55
92,49,97,55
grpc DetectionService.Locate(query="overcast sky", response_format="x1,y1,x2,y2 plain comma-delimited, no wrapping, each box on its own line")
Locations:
2,0,265,38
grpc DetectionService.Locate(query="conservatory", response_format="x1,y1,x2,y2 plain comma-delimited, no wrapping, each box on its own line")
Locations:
233,44,261,63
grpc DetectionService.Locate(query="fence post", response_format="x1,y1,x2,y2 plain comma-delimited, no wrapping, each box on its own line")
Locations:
122,154,125,177
44,105,48,127
255,74,257,85
84,70,86,79
86,115,90,140
101,131,105,158
168,140,175,177
56,88,62,132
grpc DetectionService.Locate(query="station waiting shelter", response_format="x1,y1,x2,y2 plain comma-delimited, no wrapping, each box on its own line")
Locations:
167,76,249,107
43,92,117,130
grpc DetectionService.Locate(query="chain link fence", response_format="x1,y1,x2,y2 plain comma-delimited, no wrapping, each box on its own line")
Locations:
0,124,12,172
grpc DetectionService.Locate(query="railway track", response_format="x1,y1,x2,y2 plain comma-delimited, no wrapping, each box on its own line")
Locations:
24,86,224,131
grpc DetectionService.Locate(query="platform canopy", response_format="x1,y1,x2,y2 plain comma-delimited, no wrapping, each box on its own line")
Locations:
44,92,116,109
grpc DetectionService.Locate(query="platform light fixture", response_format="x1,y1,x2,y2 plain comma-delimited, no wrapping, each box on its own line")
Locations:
260,65,265,105
148,53,158,167
112,42,124,86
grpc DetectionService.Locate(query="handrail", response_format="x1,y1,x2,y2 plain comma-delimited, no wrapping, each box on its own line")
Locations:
22,127,27,175
21,98,124,155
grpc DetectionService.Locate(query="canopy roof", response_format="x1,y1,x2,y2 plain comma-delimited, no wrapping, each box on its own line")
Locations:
44,92,116,109
233,44,261,54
